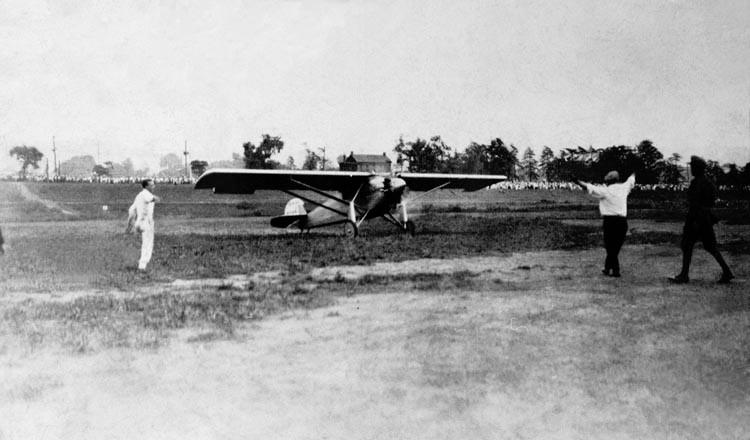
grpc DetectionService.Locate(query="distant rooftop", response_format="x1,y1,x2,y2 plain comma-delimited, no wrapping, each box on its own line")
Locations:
338,152,392,164
338,152,392,173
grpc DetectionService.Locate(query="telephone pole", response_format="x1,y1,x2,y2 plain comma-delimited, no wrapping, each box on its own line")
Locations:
52,136,57,176
183,140,189,179
319,145,327,170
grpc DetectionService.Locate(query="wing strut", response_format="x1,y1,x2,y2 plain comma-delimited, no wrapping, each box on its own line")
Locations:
290,178,367,213
282,190,348,217
404,181,451,202
281,179,368,220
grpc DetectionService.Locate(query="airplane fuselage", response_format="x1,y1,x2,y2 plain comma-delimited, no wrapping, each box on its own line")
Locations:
299,175,407,229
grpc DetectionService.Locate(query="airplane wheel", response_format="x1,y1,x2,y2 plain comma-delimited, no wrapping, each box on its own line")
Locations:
405,220,416,236
344,221,358,238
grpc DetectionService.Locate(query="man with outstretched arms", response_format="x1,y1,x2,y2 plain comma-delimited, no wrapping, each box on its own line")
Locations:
573,171,636,278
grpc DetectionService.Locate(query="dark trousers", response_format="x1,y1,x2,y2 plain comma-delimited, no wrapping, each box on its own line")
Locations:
678,216,732,277
602,216,628,275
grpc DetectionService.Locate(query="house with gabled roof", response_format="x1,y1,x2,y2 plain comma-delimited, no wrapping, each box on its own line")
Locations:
338,152,392,173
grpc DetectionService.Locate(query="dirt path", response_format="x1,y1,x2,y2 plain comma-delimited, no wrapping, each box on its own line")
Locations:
1,246,748,439
5,182,78,216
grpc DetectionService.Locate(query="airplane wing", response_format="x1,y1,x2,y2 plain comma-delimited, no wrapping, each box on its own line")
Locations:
194,169,373,194
398,172,507,192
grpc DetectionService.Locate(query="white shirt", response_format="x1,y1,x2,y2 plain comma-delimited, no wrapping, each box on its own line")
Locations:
583,174,635,217
132,189,156,226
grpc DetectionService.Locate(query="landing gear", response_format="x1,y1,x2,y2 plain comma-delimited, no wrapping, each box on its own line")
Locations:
383,210,416,237
343,220,358,238
405,220,416,236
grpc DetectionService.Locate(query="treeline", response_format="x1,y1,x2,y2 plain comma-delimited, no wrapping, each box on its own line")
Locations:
8,135,750,188
393,137,750,186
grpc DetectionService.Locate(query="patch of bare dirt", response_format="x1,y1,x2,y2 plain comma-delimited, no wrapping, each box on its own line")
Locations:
9,182,78,216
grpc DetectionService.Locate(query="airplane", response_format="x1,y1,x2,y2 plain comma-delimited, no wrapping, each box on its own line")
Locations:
194,169,507,237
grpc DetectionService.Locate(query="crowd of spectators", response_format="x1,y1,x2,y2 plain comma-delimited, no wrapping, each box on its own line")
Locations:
4,173,750,193
0,174,194,185
492,180,697,192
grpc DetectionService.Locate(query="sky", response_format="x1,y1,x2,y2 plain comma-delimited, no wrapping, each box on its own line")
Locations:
1,0,749,175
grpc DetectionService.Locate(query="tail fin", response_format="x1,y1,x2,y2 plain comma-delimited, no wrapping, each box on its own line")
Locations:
270,198,307,229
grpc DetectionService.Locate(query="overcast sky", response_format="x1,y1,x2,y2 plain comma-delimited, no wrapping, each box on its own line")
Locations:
1,0,749,174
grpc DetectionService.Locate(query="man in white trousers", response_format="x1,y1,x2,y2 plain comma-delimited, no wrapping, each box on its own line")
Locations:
126,179,160,270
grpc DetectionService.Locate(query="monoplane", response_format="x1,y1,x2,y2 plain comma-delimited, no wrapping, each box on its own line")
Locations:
194,169,506,237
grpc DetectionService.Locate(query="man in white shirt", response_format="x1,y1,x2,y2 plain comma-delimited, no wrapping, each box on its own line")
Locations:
126,179,160,270
574,171,636,277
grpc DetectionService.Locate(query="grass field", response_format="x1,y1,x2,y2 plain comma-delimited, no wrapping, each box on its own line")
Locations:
1,181,749,439
1,181,695,292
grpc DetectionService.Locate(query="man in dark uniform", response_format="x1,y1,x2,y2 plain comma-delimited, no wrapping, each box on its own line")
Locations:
669,156,734,284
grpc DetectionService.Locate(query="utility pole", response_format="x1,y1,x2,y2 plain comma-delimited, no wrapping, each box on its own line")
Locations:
319,145,326,170
183,140,189,180
52,136,57,177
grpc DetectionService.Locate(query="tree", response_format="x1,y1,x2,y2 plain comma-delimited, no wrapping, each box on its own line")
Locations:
110,158,136,178
461,142,487,174
539,146,555,180
302,149,321,170
394,136,452,173
59,155,96,178
158,153,183,178
454,138,518,177
724,163,742,188
741,162,750,187
442,151,465,174
318,146,332,170
159,153,182,169
485,138,518,178
121,159,138,177
519,147,539,181
546,155,587,182
594,145,640,181
209,153,245,169
704,160,724,186
635,140,663,184
9,145,44,180
285,156,297,170
190,160,209,177
658,153,684,185
243,134,284,169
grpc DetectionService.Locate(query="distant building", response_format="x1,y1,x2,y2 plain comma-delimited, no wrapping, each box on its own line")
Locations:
338,152,392,173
